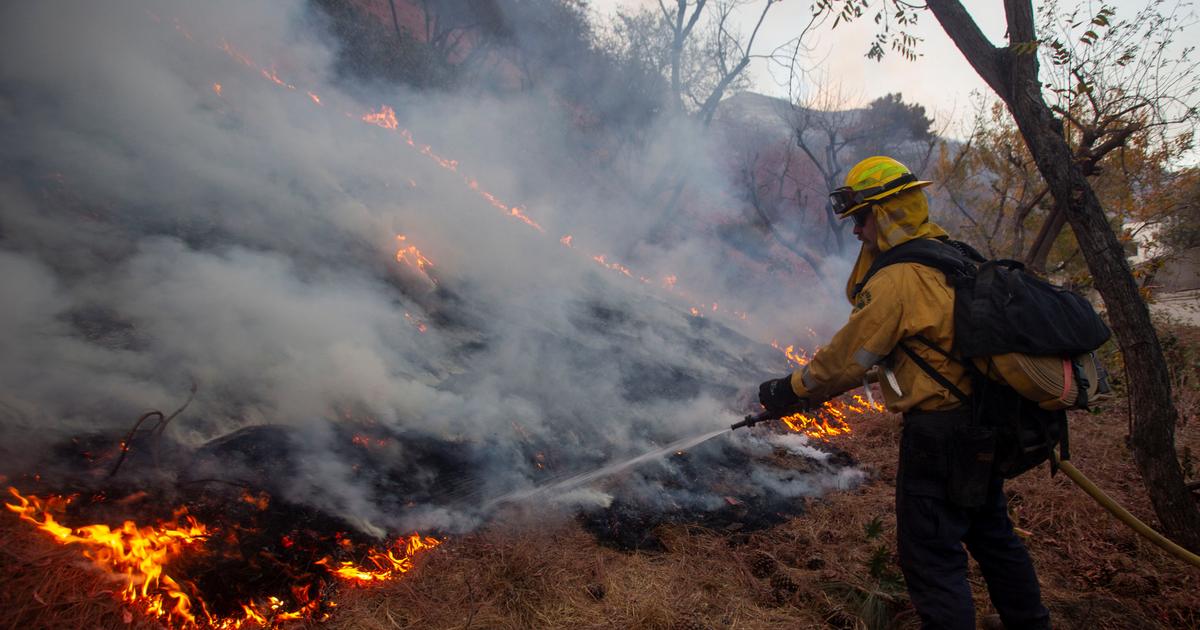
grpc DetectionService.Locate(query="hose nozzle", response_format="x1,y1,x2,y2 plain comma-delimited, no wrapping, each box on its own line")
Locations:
731,410,774,431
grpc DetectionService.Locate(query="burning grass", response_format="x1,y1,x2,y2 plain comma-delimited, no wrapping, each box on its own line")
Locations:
2,483,443,628
4,324,1199,629
319,325,1198,629
5,395,1198,629
4,393,1197,629
319,391,1196,630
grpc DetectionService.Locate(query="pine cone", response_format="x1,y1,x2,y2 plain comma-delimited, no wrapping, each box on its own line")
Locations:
770,572,799,600
748,550,779,578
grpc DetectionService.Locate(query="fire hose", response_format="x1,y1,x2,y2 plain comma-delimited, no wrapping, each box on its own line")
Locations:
732,409,1200,570
1052,454,1200,570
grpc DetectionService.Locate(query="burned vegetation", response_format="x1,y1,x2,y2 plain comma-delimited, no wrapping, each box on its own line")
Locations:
5,365,866,627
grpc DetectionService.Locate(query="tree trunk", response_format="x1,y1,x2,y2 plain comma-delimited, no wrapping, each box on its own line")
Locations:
387,0,403,40
928,0,1200,552
1025,202,1067,272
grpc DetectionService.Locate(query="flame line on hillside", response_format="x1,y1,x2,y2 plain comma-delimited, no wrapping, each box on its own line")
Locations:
205,27,752,325
172,14,844,405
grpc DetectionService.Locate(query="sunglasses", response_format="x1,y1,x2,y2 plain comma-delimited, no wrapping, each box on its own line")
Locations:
849,209,872,228
829,172,918,216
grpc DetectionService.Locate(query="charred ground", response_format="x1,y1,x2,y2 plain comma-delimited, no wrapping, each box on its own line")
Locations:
4,319,1197,630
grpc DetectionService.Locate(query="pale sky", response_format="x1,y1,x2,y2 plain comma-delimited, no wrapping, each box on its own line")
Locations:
590,0,1197,140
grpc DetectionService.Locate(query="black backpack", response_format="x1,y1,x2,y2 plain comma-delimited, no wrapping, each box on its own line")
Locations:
853,237,1112,477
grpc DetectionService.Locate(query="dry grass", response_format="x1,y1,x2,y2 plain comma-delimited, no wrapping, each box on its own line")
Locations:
325,321,1200,630
3,326,1199,629
0,518,161,630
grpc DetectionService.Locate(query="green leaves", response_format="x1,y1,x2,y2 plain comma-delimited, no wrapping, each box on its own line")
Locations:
867,544,892,581
814,0,922,62
829,0,868,29
864,515,884,540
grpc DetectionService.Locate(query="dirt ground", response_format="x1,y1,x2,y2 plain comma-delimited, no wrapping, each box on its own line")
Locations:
3,324,1199,629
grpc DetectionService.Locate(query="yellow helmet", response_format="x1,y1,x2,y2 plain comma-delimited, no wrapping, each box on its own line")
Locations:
830,156,932,219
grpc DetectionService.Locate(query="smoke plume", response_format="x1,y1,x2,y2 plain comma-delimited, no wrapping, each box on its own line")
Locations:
0,0,858,533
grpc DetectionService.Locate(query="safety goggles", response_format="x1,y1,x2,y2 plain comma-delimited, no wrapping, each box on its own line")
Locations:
849,209,872,228
829,172,918,216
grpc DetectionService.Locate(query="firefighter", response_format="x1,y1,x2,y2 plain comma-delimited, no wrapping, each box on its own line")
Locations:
756,156,1050,629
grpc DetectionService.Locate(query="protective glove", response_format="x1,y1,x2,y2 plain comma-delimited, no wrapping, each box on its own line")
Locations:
758,375,802,415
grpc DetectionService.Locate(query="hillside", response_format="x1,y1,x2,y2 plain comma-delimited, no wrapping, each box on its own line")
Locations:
4,320,1197,629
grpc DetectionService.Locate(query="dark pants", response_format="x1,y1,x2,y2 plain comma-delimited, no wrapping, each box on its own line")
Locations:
898,412,1050,630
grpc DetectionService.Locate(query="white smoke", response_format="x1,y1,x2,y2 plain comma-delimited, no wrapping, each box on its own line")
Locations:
0,0,858,532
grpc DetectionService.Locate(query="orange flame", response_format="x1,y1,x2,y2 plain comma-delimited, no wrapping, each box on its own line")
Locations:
592,254,634,278
464,178,545,231
506,206,543,231
362,105,399,130
364,107,547,234
212,82,222,96
219,39,256,68
6,487,206,624
187,21,770,333
779,396,884,439
395,234,434,272
400,129,460,171
770,340,810,367
7,486,442,628
240,491,270,511
351,434,390,448
316,534,441,584
260,67,296,90
404,312,429,333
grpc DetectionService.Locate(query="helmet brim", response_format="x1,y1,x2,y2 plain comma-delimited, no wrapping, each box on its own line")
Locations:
835,179,932,219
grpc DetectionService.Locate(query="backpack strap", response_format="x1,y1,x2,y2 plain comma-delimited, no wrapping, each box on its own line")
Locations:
850,237,977,300
1028,407,1061,476
897,337,971,405
1059,412,1071,463
1058,359,1075,407
1071,358,1090,409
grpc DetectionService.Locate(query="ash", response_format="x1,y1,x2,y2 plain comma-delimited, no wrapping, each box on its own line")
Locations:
577,430,862,551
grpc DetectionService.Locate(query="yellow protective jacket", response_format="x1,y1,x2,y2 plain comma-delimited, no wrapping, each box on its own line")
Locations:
788,189,971,413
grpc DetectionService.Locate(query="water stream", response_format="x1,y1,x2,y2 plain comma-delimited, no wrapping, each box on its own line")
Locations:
486,427,731,508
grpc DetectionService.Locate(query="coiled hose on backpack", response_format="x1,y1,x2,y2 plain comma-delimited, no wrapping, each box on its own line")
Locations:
1053,454,1200,570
